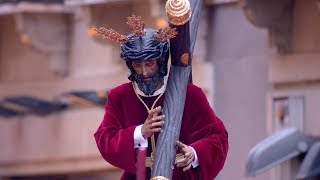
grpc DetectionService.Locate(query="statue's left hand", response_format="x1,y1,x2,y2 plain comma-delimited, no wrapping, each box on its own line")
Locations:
176,141,195,171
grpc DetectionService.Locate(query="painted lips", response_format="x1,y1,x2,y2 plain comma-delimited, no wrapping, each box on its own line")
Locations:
142,77,151,81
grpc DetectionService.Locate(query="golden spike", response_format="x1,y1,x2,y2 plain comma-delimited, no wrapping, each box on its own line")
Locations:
127,14,145,37
93,27,129,44
154,27,178,42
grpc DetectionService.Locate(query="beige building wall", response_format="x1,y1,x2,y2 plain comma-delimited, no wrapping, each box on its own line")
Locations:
268,0,320,138
0,15,55,82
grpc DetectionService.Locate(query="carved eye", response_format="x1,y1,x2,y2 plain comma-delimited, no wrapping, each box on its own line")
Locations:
146,60,156,67
132,61,142,68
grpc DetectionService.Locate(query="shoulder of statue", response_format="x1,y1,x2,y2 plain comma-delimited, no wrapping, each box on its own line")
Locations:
186,83,207,101
108,82,133,99
187,83,202,93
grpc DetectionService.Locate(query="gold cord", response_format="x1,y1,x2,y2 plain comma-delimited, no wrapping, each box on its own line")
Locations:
132,82,164,153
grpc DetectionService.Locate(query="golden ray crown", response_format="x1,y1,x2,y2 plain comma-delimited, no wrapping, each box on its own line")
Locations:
93,14,177,44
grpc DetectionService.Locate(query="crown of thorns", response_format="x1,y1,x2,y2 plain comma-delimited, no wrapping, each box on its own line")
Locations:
93,14,177,44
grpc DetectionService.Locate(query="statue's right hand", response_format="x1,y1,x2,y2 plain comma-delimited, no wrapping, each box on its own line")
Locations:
141,106,165,138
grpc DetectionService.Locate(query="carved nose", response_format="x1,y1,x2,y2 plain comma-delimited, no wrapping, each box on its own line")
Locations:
142,66,148,76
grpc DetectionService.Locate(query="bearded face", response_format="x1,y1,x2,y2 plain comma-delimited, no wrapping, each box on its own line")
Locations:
133,70,162,96
131,60,163,96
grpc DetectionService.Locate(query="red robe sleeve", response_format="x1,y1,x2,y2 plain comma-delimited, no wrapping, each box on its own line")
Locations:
94,89,137,174
186,85,229,180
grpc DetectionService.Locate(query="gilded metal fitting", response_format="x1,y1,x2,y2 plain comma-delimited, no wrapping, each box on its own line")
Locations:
150,176,170,180
165,0,192,26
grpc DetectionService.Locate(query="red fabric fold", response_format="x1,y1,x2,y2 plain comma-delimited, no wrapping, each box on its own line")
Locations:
94,83,228,180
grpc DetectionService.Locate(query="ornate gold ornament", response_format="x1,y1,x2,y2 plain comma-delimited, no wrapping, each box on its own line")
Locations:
127,14,145,37
145,152,184,168
150,176,170,180
93,28,129,44
165,0,192,26
93,14,177,44
154,27,178,42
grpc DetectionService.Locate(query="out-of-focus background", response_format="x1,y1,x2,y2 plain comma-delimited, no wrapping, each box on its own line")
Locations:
0,0,320,179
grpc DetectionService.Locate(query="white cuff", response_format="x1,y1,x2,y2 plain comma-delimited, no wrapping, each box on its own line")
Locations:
190,146,199,168
134,125,148,148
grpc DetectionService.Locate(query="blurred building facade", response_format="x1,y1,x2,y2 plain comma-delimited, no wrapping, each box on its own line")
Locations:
0,0,319,180
237,1,320,180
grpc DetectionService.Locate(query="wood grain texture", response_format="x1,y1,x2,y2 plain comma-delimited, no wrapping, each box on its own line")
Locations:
151,66,191,179
151,0,202,178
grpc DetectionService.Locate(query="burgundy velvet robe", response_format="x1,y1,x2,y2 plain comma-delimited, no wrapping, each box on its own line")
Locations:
94,82,228,180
